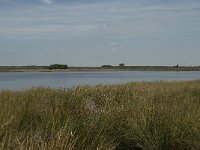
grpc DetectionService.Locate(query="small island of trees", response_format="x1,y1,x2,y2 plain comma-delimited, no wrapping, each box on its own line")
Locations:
49,64,68,70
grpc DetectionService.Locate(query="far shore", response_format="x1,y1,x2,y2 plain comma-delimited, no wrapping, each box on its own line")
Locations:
0,66,200,72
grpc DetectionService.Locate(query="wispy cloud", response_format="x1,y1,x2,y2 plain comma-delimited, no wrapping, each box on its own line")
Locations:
40,0,54,5
1,0,199,37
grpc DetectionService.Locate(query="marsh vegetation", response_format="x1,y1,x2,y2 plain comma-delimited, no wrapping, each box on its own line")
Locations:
0,81,200,149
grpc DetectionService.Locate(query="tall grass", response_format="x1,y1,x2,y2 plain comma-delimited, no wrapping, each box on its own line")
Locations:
0,80,200,150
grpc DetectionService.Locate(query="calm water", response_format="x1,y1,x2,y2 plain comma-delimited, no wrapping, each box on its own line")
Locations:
0,71,200,90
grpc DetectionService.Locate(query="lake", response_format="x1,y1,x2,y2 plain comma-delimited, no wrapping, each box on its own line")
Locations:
0,71,200,90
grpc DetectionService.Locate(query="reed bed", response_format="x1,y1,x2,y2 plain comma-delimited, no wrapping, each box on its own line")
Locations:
0,80,200,150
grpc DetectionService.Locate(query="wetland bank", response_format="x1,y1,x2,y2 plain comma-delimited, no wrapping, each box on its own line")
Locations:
0,80,200,149
1,0,200,149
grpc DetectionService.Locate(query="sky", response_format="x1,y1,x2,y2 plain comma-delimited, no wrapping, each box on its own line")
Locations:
0,0,200,66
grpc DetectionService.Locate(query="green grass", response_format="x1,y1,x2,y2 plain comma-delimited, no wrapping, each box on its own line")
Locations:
0,80,200,150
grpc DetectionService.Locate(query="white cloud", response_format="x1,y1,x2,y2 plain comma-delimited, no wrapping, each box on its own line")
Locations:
40,0,54,5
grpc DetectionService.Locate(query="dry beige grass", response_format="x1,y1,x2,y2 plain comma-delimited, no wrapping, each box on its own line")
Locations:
0,80,200,150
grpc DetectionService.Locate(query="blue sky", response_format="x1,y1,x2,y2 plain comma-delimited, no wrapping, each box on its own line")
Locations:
0,0,200,66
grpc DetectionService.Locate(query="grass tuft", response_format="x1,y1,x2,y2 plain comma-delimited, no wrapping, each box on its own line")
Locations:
0,80,200,150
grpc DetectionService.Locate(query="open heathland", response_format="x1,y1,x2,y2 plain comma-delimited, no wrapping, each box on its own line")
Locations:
0,80,200,150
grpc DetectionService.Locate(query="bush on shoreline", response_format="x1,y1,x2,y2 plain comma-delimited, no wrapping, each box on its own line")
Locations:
49,64,68,70
0,80,200,150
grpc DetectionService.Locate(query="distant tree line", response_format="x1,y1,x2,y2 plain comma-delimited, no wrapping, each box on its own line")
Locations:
101,65,113,68
49,64,68,70
101,63,125,68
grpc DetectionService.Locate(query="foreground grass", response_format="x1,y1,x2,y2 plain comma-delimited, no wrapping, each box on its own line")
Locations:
0,81,200,150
